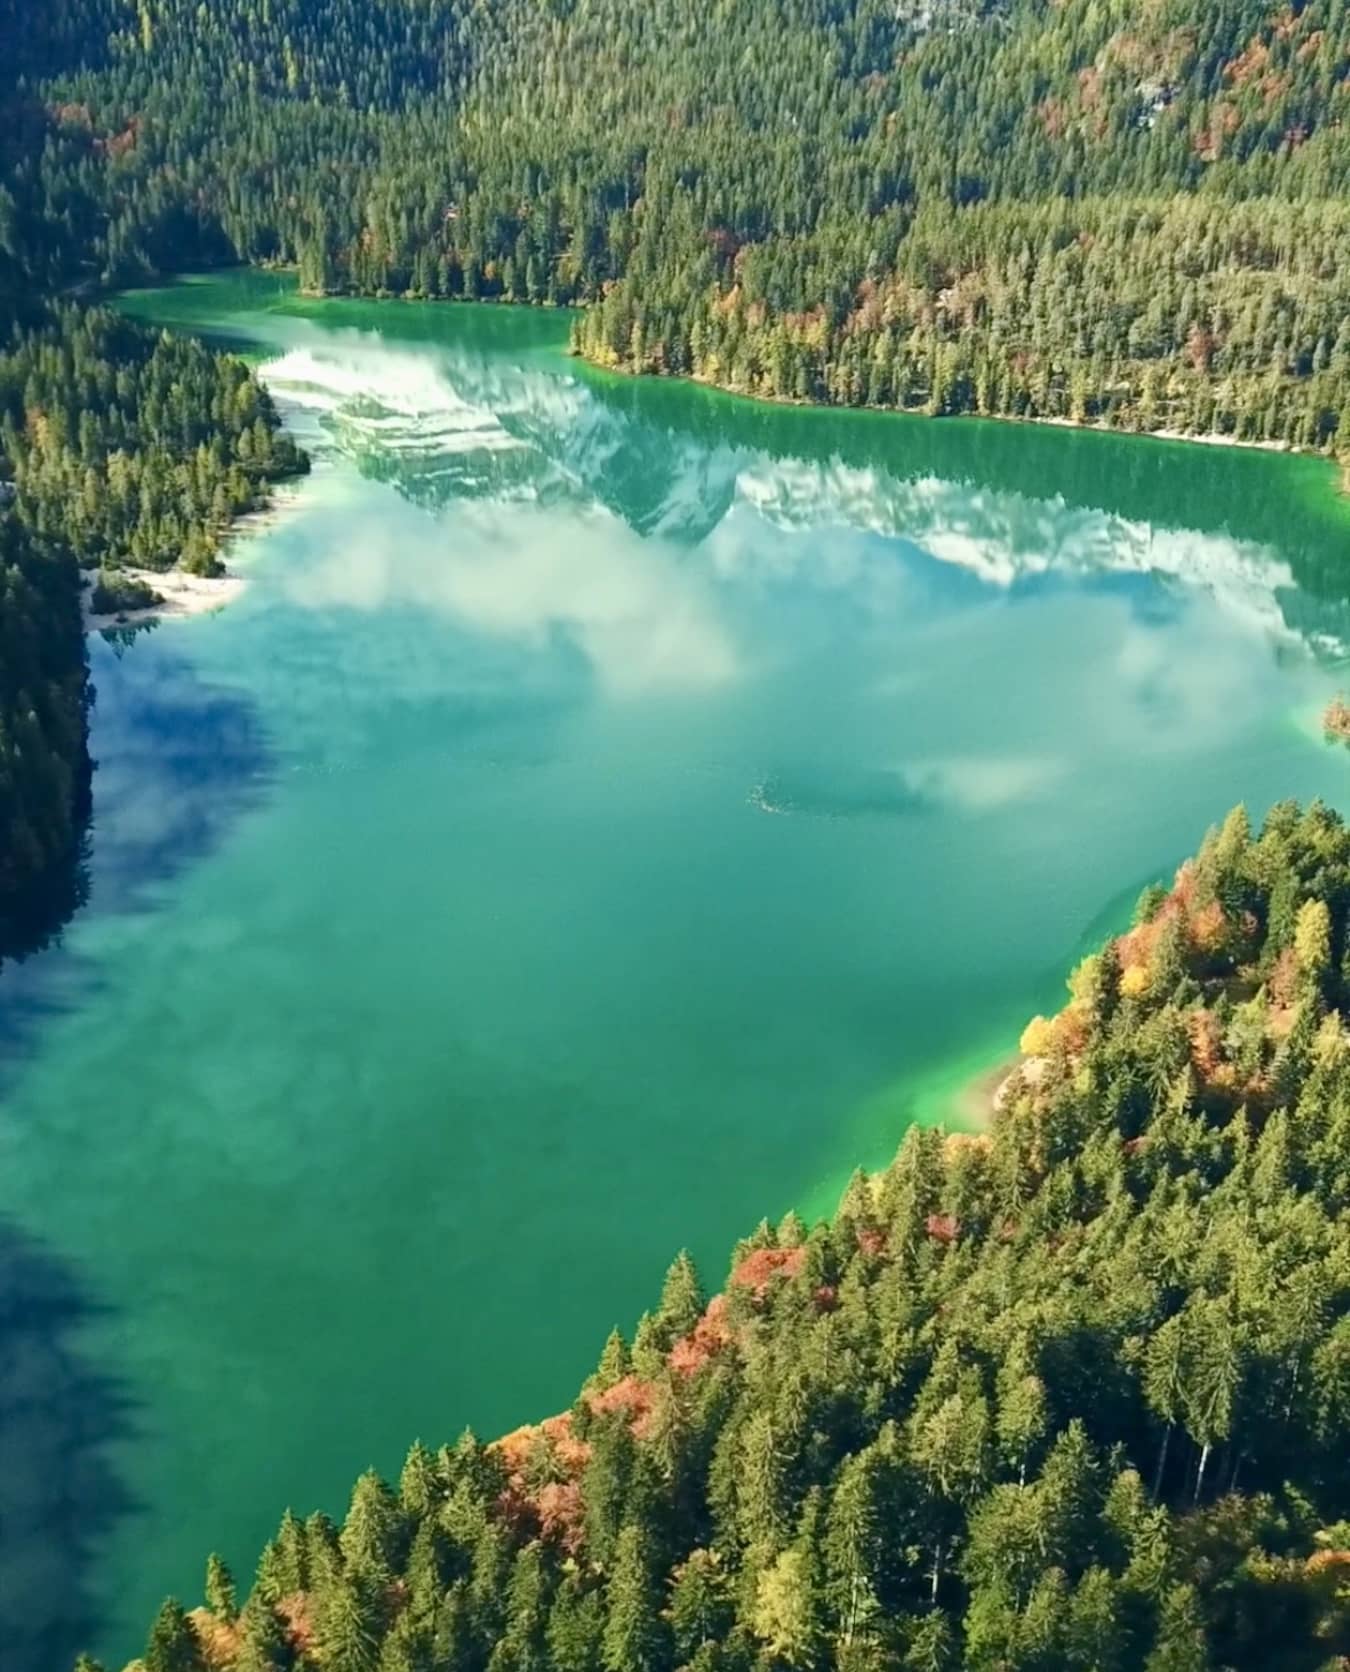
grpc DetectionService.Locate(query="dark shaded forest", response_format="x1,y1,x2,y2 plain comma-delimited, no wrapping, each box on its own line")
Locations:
0,505,89,957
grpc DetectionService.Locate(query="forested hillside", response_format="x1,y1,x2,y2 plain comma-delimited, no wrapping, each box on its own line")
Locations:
89,802,1350,1672
7,0,1350,446
0,16,306,961
0,298,305,956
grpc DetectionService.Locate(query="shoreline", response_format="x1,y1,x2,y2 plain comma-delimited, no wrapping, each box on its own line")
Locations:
955,1054,1022,1127
1030,413,1295,454
798,1035,1024,1223
578,352,1331,470
224,477,310,542
83,565,247,631
81,474,311,634
115,270,1344,494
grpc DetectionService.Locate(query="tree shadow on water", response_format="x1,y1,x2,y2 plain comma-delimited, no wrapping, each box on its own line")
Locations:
0,1219,140,1672
0,629,275,1092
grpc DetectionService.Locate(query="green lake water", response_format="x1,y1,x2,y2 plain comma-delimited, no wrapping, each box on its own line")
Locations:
5,269,1350,1668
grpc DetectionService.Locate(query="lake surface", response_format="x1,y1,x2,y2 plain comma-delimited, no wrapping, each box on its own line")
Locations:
5,269,1350,1668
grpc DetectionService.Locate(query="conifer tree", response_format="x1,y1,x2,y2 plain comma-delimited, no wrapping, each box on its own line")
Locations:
544,1576,604,1672
340,1470,404,1579
656,1250,705,1343
231,1598,291,1672
669,1549,733,1662
824,1455,885,1646
600,1523,667,1672
1146,1584,1212,1672
205,1552,237,1622
143,1601,206,1672
317,1572,382,1672
582,1417,637,1565
583,1327,630,1398
398,1442,438,1520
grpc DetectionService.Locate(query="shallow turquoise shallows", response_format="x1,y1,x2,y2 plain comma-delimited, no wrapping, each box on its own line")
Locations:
5,270,1350,1668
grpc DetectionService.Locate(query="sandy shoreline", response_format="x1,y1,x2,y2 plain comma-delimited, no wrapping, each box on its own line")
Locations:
585,356,1329,470
83,566,246,631
1030,414,1295,452
82,481,310,632
225,478,310,542
955,1056,1021,1127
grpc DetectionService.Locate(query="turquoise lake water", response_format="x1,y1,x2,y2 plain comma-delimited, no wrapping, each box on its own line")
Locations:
4,271,1350,1667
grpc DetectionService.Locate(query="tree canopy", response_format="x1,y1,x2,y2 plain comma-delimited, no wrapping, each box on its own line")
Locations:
5,0,1349,448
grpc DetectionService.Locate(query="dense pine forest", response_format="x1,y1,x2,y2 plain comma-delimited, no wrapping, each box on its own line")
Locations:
82,802,1350,1672
1,305,305,579
5,0,1350,447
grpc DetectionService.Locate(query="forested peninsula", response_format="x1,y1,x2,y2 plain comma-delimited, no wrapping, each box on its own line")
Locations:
86,802,1350,1672
0,297,305,955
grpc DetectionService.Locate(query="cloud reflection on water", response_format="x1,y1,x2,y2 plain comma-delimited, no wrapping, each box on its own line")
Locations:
252,326,1323,837
257,331,1324,665
282,484,740,696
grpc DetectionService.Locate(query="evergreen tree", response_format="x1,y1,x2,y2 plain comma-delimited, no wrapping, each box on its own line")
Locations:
670,1549,733,1662
143,1601,205,1672
318,1573,383,1672
340,1470,404,1579
656,1250,705,1343
544,1576,604,1672
398,1442,439,1520
205,1552,237,1622
1146,1584,1212,1672
232,1599,292,1672
600,1523,667,1672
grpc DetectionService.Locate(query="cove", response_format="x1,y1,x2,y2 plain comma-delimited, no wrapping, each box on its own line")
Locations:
4,268,1350,1667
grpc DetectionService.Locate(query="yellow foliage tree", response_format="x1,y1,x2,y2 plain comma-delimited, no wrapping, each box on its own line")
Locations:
1295,898,1331,978
751,1550,819,1664
1314,1011,1347,1067
1020,1015,1056,1057
1068,953,1102,1010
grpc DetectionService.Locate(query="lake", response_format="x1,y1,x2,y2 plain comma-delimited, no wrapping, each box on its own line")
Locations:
4,269,1350,1669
